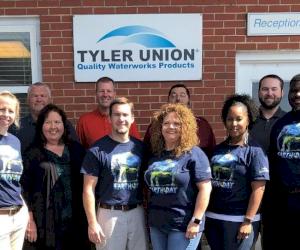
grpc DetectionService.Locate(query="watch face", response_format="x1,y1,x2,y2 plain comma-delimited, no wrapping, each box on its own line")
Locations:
194,218,201,225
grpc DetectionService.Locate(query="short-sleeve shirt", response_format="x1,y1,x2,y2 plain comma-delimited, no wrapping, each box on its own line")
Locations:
269,110,300,188
76,109,141,148
0,133,24,207
208,137,269,215
144,146,211,232
81,135,145,205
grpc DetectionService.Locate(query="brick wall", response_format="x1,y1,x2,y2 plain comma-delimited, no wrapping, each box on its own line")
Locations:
2,0,300,142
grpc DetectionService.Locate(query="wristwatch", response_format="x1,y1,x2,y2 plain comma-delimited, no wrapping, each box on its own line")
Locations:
243,216,253,224
191,216,202,225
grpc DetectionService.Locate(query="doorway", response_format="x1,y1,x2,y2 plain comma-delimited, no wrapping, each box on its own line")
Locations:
236,51,300,112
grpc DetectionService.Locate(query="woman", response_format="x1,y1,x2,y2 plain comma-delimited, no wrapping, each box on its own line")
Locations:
0,91,28,250
205,94,269,250
21,104,88,250
144,103,212,250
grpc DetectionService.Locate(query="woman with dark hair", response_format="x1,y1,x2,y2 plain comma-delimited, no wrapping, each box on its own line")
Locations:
21,104,88,250
144,103,212,250
205,94,269,250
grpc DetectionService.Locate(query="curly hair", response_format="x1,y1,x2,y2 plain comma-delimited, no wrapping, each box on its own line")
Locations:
221,94,258,130
150,103,198,157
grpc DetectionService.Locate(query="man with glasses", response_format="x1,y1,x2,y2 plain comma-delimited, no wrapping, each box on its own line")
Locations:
144,83,216,158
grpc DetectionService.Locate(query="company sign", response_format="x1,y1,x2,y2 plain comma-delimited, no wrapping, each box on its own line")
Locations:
73,14,202,82
248,13,300,36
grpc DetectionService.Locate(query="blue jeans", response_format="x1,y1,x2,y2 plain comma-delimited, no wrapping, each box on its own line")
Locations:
205,217,260,250
150,227,202,250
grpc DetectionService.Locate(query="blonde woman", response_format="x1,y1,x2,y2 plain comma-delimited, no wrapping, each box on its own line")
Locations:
144,103,212,250
0,91,28,250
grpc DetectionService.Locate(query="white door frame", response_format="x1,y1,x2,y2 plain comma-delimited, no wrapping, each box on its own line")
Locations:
235,50,300,111
236,50,300,96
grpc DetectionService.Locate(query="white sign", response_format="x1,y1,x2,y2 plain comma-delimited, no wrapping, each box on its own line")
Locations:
73,14,202,82
248,13,300,36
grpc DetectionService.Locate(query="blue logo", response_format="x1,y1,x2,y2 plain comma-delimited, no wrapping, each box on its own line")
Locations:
97,25,176,48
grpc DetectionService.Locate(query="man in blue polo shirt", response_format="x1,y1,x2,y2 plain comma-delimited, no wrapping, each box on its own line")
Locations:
81,97,147,250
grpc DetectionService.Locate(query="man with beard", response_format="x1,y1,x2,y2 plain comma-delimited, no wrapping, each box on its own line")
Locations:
250,74,286,153
262,74,300,250
249,75,285,250
76,77,140,148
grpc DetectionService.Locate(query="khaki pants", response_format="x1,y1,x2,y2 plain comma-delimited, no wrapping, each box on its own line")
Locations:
0,205,29,250
96,205,148,250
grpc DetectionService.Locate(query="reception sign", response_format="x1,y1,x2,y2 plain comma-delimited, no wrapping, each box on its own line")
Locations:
248,13,300,36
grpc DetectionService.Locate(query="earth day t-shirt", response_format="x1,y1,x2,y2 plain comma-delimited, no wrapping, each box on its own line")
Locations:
145,146,211,232
208,137,269,216
81,135,145,205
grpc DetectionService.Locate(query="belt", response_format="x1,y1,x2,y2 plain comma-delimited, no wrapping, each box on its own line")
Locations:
0,206,22,216
288,187,300,194
99,203,138,211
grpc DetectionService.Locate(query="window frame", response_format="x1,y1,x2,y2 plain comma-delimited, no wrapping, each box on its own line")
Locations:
0,16,41,93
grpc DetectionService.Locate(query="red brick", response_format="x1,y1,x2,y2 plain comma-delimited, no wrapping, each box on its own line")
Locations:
40,15,61,23
49,8,71,15
60,0,81,6
71,7,94,14
148,0,171,5
4,9,27,15
74,96,95,103
38,1,60,7
27,8,49,15
65,104,88,111
82,0,104,6
53,97,74,103
16,1,37,7
127,0,148,5
105,0,125,6
0,1,15,7
116,7,138,14
41,30,62,38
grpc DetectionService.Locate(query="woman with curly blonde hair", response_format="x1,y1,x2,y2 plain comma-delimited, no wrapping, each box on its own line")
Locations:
144,103,212,250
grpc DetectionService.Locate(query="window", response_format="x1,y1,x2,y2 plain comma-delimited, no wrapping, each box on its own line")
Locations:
0,17,41,93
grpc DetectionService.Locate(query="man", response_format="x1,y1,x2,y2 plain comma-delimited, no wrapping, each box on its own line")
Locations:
76,77,140,148
10,82,77,153
144,83,216,158
81,97,148,250
263,74,300,250
250,74,286,153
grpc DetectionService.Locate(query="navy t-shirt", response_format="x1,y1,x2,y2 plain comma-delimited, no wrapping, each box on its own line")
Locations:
269,110,300,188
208,137,269,215
144,146,211,232
0,133,24,207
81,135,145,205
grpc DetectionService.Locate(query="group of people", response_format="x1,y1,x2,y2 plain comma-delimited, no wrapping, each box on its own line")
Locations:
0,73,299,250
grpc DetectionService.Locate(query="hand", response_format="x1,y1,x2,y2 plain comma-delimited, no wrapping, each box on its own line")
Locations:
185,221,200,239
237,222,252,240
88,223,106,245
25,217,37,242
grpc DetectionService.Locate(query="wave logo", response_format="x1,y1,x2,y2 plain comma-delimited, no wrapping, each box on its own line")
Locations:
97,25,176,48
